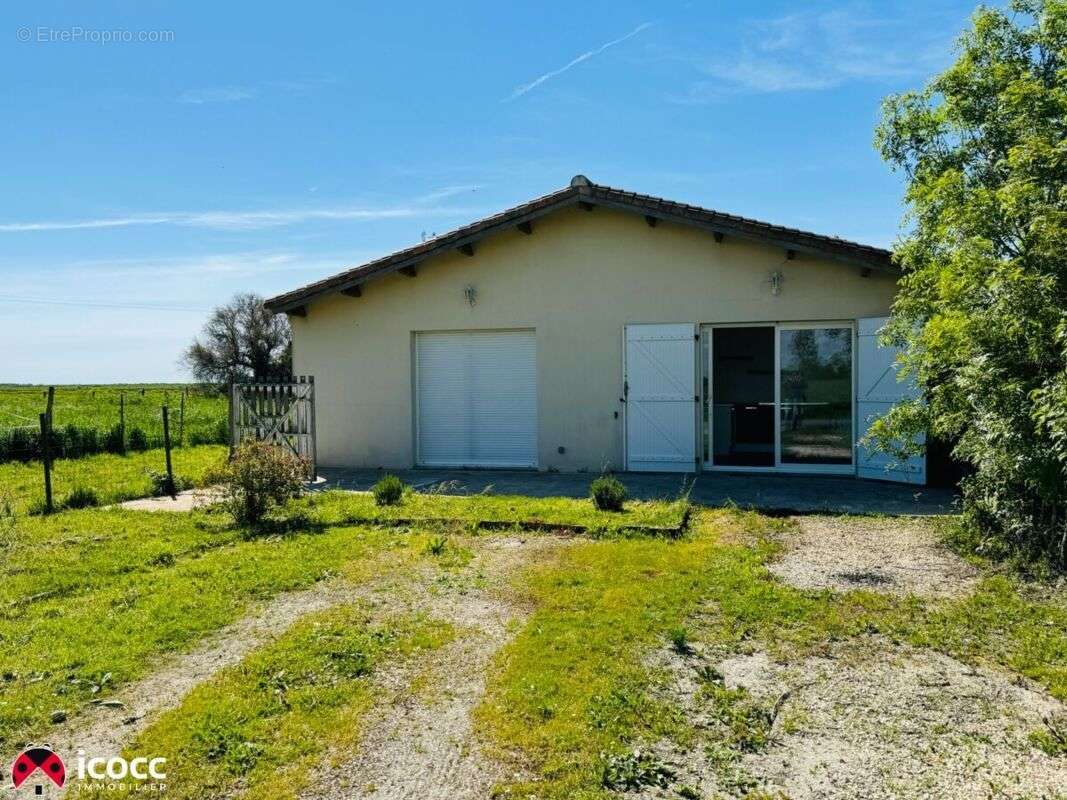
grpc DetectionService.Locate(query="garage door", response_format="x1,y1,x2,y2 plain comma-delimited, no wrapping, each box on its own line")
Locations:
415,330,537,467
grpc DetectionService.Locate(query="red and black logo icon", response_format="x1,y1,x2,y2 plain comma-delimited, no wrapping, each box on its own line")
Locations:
10,746,65,791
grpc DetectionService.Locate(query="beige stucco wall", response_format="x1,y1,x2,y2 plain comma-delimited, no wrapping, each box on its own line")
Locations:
290,206,898,471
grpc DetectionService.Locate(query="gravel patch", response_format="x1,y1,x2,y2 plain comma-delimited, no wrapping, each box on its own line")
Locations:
300,535,566,800
727,642,1066,800
769,516,979,597
638,639,1065,799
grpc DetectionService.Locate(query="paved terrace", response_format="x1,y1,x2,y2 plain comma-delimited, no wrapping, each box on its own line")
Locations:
314,468,956,516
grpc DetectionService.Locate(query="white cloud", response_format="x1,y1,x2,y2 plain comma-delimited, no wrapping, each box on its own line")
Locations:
505,22,653,101
0,204,479,233
416,184,483,203
665,5,953,102
178,86,256,104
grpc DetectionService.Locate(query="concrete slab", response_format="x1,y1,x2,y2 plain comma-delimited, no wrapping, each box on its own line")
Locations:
118,488,223,512
315,468,956,516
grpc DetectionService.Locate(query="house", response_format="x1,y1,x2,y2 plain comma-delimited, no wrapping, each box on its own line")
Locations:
265,176,924,484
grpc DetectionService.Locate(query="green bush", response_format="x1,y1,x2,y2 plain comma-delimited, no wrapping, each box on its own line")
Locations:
213,441,308,526
127,427,149,452
872,2,1067,567
102,424,124,453
590,475,627,512
372,474,405,506
61,486,99,510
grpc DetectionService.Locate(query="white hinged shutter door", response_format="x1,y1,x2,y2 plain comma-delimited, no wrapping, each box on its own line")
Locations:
416,330,537,468
856,317,926,484
625,324,697,472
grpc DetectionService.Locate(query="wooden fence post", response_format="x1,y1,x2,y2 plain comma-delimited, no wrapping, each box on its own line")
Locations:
119,392,126,455
39,413,53,514
162,406,176,499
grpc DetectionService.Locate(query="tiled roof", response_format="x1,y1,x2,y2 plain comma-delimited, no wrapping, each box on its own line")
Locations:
265,176,894,313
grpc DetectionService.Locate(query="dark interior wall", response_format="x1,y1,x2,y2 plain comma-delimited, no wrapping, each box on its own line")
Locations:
712,327,775,403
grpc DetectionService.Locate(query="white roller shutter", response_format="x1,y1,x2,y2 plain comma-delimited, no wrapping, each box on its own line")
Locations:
625,324,697,472
856,317,926,484
415,330,537,468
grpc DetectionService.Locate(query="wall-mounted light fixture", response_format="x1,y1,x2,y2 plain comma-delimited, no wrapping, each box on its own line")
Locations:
464,284,478,306
768,270,784,296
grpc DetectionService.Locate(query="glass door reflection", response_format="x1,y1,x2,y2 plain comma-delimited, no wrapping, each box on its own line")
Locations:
778,326,853,466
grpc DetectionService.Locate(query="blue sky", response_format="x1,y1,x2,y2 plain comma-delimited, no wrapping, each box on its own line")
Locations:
1,1,985,383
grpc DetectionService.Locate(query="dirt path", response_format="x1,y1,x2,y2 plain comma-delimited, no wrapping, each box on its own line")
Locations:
49,549,426,767
300,535,565,800
769,515,978,597
48,533,565,799
642,638,1066,800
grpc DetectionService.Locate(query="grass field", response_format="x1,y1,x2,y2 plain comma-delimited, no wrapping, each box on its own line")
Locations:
0,384,228,461
0,444,227,512
2,490,1062,798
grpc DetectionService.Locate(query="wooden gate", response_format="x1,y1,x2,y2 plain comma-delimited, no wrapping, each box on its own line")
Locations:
230,375,317,478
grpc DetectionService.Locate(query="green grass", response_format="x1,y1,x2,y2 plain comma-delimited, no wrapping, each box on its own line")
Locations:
0,510,419,749
0,444,226,512
0,384,227,450
2,491,1062,797
86,606,452,800
477,508,1067,798
288,489,689,535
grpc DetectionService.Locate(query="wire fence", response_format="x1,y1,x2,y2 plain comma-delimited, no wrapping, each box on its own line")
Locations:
0,385,229,463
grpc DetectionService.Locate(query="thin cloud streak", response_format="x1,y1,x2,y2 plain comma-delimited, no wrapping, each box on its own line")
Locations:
178,86,256,104
663,6,954,103
0,205,481,233
505,22,652,100
416,184,483,203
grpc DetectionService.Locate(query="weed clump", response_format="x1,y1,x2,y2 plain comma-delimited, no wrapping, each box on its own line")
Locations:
590,475,627,512
601,748,674,791
373,474,405,506
61,486,99,510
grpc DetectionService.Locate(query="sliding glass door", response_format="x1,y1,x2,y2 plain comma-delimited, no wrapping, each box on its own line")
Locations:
777,325,854,468
703,322,855,473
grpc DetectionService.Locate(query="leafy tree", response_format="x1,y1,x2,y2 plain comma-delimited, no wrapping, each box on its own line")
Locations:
872,0,1067,565
183,293,291,384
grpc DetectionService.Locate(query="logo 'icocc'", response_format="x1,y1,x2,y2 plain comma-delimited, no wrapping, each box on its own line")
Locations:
10,746,66,789
76,750,167,781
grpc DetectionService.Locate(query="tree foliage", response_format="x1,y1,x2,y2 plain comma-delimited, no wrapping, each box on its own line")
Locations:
873,0,1067,565
183,293,291,384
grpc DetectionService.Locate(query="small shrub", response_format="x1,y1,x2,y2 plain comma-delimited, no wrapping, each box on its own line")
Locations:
590,475,627,512
127,427,149,452
60,487,99,510
147,469,193,497
669,626,692,655
214,441,308,526
373,474,405,506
